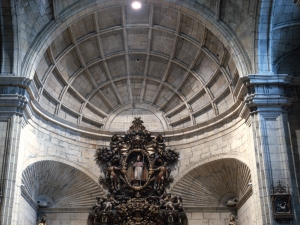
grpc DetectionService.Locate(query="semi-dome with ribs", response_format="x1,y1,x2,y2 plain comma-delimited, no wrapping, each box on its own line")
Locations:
33,3,241,132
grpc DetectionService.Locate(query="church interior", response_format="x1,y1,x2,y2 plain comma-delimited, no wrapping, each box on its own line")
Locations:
0,0,300,224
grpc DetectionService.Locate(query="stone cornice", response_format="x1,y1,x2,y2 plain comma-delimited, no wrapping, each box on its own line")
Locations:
0,76,35,125
0,76,247,137
242,74,293,85
0,86,30,116
37,206,236,213
241,74,293,113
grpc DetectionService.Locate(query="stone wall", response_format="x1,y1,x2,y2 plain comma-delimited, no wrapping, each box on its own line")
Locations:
169,118,252,179
15,111,255,224
17,196,37,225
39,212,90,225
289,113,300,203
21,112,252,182
187,211,234,225
238,195,255,225
21,114,108,178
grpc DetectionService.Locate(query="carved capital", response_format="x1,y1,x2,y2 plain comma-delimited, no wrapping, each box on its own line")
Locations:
294,0,300,8
241,74,293,114
0,86,31,123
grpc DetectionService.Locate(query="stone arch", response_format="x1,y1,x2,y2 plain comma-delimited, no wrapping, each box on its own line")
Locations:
170,155,251,207
255,0,274,73
23,156,100,183
171,153,249,188
21,159,105,208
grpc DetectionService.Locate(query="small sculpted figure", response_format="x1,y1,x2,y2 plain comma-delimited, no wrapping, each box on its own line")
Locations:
104,194,118,211
106,162,119,190
92,197,104,212
173,195,184,212
155,162,168,189
164,194,174,210
38,215,47,225
229,214,237,225
132,155,144,186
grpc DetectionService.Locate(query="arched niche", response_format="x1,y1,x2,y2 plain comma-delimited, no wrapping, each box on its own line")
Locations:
21,160,105,208
170,158,251,208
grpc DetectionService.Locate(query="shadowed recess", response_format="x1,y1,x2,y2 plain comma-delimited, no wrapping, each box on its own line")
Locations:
170,158,251,207
21,160,104,208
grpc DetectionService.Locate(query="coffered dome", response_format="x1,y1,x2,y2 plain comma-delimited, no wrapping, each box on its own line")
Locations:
33,3,241,132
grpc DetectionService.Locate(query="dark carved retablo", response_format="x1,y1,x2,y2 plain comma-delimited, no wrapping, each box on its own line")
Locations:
90,118,186,225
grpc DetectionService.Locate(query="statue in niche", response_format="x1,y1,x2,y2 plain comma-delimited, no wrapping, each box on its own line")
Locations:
229,214,237,225
128,155,148,186
106,162,120,190
133,155,144,185
38,214,47,225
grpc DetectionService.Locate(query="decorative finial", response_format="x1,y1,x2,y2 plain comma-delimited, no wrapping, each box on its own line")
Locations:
129,117,145,131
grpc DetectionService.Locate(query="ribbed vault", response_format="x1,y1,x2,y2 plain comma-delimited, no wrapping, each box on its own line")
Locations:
33,3,241,131
21,160,105,208
170,158,251,207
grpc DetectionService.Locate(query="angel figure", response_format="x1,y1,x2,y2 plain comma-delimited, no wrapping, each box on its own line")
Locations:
103,194,118,211
173,195,184,212
164,194,175,210
106,162,120,190
154,162,168,189
92,197,104,212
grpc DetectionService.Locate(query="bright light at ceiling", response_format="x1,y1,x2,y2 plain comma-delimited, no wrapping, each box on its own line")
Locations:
132,1,141,9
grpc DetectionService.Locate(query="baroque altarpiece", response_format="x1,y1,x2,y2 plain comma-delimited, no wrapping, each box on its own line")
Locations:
89,118,187,225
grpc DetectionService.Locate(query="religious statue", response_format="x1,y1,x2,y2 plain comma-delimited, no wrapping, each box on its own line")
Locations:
106,162,120,190
229,214,237,225
38,215,47,225
133,155,143,181
92,197,104,212
164,194,175,210
128,155,147,186
173,195,184,212
103,194,119,211
154,162,168,189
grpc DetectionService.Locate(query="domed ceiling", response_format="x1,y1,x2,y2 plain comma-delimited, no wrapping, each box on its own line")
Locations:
33,3,240,131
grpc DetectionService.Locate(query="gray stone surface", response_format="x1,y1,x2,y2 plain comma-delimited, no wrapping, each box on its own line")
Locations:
1,1,300,225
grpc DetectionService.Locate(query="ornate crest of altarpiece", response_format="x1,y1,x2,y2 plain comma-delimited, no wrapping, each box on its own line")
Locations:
89,118,187,225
